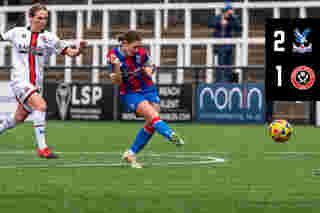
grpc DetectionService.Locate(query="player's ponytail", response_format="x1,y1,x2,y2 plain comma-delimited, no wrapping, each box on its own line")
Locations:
29,0,48,17
117,31,141,45
117,33,126,44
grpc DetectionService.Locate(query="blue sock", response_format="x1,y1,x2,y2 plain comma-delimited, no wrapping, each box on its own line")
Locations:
151,117,173,141
130,126,154,154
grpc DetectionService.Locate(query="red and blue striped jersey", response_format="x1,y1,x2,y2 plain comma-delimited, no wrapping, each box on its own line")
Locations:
106,47,156,95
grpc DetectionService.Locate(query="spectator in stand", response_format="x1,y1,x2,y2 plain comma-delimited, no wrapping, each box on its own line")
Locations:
208,5,242,83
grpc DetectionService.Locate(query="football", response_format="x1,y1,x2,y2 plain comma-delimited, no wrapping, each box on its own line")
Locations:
269,120,293,143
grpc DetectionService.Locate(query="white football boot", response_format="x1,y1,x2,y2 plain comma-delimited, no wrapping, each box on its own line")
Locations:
122,151,143,168
170,132,184,146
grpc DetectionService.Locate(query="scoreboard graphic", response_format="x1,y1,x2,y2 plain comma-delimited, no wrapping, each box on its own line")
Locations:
265,19,319,101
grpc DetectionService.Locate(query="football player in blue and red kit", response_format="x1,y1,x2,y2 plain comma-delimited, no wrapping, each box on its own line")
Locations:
106,31,184,168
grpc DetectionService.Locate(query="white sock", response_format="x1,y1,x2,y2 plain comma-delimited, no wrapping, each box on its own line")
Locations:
0,113,17,134
33,110,48,150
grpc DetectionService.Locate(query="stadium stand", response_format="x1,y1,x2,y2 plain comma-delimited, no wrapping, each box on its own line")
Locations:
1,0,320,122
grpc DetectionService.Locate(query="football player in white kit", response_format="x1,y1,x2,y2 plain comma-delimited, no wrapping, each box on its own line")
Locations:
0,0,86,158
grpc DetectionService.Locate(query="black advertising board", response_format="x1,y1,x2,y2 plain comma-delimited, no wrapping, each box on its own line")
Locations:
44,82,114,120
119,84,193,122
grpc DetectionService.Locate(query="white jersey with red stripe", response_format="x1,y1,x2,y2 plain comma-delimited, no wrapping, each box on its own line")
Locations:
1,26,69,111
0,26,68,89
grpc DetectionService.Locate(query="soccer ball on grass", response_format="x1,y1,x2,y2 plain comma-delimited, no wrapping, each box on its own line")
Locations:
268,120,293,143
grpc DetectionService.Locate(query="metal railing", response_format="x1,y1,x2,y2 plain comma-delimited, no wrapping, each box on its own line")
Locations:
0,1,319,83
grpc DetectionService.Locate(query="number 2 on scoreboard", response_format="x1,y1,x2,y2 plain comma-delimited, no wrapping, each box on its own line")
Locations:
274,30,285,52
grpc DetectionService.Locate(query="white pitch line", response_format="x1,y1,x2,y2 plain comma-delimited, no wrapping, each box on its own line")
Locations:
0,151,318,156
0,163,125,169
0,151,318,155
0,152,225,168
0,151,122,155
0,151,227,154
0,160,224,169
263,152,320,154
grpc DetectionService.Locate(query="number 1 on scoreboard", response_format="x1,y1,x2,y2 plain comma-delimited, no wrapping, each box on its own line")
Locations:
275,65,282,87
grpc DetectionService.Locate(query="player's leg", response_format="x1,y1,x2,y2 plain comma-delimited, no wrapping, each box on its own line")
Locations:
127,122,155,155
136,95,184,146
148,95,184,146
224,49,233,82
27,92,57,159
0,103,28,134
124,91,165,154
123,121,154,168
120,93,153,167
128,101,161,152
0,81,32,134
128,96,160,153
124,102,159,156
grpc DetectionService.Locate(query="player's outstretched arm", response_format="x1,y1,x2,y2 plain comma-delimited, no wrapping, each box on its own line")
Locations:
64,40,87,57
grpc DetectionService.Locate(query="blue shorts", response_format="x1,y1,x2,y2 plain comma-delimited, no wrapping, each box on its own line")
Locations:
120,91,160,113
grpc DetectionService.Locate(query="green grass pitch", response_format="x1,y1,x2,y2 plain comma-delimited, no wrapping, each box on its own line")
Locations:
0,120,319,212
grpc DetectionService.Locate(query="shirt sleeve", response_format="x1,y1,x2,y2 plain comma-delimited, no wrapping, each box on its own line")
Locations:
0,28,16,42
47,33,70,55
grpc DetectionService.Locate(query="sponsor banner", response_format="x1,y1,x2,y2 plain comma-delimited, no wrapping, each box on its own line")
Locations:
120,84,193,122
44,82,114,120
0,81,17,121
196,83,265,123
